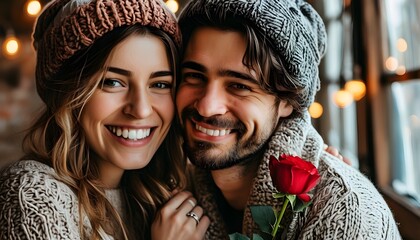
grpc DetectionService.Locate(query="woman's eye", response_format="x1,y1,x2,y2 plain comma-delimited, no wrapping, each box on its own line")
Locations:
101,79,123,88
152,82,172,89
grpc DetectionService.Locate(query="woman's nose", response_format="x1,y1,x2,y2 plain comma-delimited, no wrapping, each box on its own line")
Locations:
123,88,153,119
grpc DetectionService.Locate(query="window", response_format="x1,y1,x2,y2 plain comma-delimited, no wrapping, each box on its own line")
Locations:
389,80,420,207
372,0,420,238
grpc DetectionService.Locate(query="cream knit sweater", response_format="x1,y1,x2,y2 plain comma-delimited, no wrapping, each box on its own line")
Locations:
190,116,402,240
0,160,124,239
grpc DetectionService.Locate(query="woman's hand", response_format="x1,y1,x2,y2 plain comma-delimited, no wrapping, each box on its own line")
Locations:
324,144,352,166
152,190,210,240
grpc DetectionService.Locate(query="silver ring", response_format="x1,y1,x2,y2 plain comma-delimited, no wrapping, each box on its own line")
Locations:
186,211,200,225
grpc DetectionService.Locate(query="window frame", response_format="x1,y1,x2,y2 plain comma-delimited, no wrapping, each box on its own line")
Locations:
360,0,420,239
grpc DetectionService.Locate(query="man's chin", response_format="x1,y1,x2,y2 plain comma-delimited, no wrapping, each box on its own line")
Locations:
188,155,241,170
187,149,259,170
183,139,262,170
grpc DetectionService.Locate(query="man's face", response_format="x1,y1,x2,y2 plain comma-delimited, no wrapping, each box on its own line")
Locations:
176,27,292,170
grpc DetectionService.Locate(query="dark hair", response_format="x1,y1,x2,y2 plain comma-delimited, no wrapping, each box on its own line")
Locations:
23,24,186,239
179,13,302,112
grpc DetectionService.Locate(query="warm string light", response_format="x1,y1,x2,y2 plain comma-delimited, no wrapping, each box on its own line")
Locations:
333,90,354,108
385,57,398,71
397,38,407,52
344,80,366,101
165,0,179,13
1,1,43,58
26,0,42,16
309,102,323,119
384,38,408,74
2,36,20,58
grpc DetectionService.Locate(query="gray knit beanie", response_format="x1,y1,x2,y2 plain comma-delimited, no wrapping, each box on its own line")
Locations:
178,0,327,109
33,0,180,83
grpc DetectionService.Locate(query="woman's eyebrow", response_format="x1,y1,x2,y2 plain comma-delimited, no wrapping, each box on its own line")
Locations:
106,66,132,77
106,67,172,79
150,71,173,78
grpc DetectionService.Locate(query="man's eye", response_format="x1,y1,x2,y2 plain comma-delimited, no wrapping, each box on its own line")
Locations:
183,72,205,82
101,79,123,88
230,83,251,91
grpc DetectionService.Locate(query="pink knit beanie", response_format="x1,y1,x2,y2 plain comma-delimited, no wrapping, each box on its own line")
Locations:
33,0,180,82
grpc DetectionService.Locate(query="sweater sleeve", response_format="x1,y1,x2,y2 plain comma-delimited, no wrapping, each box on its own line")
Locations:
0,160,81,240
296,154,402,240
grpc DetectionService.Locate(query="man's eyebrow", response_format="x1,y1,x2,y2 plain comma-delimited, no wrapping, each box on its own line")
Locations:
106,67,132,77
219,69,258,85
181,61,207,73
181,61,257,84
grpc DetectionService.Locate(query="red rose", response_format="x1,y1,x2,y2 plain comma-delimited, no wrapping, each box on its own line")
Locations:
269,154,320,202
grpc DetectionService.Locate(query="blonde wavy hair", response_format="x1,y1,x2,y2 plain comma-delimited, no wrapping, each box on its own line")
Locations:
23,25,186,239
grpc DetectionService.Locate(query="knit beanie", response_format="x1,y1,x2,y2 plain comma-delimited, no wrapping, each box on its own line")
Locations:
33,0,180,83
178,0,327,109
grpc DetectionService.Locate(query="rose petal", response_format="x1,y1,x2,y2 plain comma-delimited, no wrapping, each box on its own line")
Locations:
300,173,320,193
297,193,311,202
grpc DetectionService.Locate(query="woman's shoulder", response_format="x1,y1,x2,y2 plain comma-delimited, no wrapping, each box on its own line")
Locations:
1,160,63,190
0,159,81,239
1,159,78,203
1,159,53,174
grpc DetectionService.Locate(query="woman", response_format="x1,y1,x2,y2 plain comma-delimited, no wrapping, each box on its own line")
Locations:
0,0,209,239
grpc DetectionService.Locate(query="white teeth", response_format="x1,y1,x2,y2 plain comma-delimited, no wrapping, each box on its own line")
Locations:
128,130,136,140
109,127,151,140
136,129,150,139
122,129,128,138
195,124,231,136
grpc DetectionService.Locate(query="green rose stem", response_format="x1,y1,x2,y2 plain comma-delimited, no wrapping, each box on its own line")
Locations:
271,197,289,239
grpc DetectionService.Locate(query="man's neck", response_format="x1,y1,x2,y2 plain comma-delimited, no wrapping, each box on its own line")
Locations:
211,159,260,210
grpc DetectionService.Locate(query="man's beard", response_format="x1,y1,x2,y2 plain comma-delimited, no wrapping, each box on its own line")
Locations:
181,107,279,170
183,140,268,170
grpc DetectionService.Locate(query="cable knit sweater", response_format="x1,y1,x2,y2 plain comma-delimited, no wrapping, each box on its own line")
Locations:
190,115,402,240
0,160,124,240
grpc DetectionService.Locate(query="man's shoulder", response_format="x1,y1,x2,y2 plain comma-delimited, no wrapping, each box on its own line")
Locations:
303,155,401,239
316,154,378,195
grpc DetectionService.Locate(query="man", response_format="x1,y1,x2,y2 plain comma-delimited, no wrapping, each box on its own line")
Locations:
176,0,401,239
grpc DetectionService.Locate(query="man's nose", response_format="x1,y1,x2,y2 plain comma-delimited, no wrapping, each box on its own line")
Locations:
194,82,228,117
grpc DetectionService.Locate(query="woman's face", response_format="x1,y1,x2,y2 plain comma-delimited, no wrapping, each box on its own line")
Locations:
80,34,174,188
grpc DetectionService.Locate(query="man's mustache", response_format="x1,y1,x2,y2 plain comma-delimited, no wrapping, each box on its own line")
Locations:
181,108,246,133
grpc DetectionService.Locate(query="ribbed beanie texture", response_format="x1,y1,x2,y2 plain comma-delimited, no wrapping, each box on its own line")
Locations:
33,0,180,83
179,0,327,109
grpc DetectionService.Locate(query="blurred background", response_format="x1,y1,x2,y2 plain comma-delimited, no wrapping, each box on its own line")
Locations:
0,0,419,238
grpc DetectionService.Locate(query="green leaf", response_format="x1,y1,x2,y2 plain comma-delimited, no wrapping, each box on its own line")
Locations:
257,231,274,240
292,198,312,212
252,233,265,240
250,205,276,233
286,194,296,208
272,193,285,199
229,233,250,240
